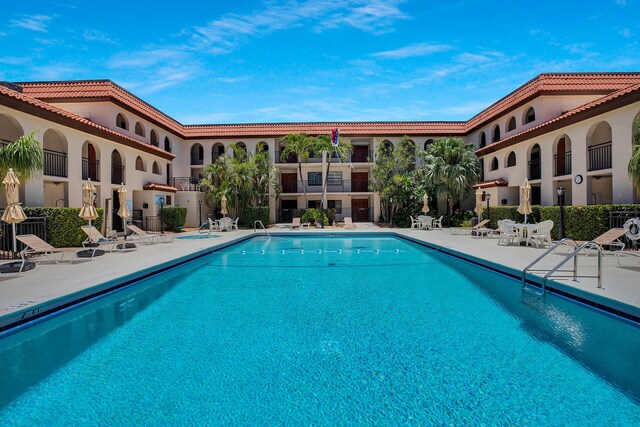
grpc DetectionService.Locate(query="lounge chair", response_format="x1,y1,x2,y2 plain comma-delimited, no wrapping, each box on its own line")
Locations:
472,220,499,237
590,228,627,253
81,226,137,252
344,217,357,230
199,218,219,234
17,234,95,263
451,219,490,235
290,217,309,230
127,224,161,244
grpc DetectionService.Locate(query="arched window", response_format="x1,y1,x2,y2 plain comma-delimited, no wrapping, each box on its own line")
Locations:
492,125,501,143
479,132,486,148
257,141,269,153
525,107,536,124
191,144,204,165
116,113,128,130
490,157,499,171
529,144,541,180
135,156,145,171
134,122,145,137
150,130,159,147
423,139,434,150
152,161,160,174
507,116,516,132
506,151,516,167
164,136,171,152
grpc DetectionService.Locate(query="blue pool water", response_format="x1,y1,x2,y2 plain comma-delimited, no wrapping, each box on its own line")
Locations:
176,234,220,240
1,235,639,425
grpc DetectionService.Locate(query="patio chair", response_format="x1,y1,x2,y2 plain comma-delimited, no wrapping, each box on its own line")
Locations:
529,220,554,248
344,217,357,230
17,234,96,263
290,217,309,230
431,215,444,230
496,220,519,246
81,226,137,252
126,224,161,244
231,217,239,231
410,216,421,229
417,215,432,230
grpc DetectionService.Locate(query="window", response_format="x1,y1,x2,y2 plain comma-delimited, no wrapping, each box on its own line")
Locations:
116,113,128,130
479,132,486,148
307,172,322,186
490,157,499,171
493,125,501,142
135,156,145,171
507,116,516,132
164,137,171,152
506,151,516,167
423,139,434,150
152,161,160,174
150,130,158,147
328,200,342,213
134,122,145,137
166,195,172,205
308,200,320,208
327,171,342,184
525,107,536,124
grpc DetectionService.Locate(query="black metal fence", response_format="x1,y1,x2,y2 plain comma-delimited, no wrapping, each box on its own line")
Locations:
82,158,100,181
528,159,541,180
169,177,201,191
553,152,572,176
280,180,370,194
588,141,612,171
0,217,47,259
142,216,163,232
111,165,125,184
43,149,67,178
274,150,374,164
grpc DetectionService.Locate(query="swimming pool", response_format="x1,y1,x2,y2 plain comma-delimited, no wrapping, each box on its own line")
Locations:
1,235,639,424
176,234,220,240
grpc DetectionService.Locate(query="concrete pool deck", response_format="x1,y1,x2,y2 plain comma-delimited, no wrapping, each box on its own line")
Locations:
1,224,639,330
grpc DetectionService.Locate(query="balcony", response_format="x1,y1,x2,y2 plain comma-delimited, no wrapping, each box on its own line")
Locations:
190,153,204,165
82,158,100,181
274,150,373,164
111,165,125,185
553,152,572,177
280,180,370,194
588,142,612,171
169,177,201,191
528,159,541,180
43,149,67,178
350,149,373,163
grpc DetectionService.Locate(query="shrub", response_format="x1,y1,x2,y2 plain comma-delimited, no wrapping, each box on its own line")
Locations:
244,206,270,227
162,206,187,231
23,207,104,248
300,208,330,225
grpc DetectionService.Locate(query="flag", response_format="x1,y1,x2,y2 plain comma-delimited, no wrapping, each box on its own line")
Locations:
331,128,339,147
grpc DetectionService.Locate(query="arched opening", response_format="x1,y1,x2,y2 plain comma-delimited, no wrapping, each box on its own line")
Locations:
212,143,225,162
42,129,68,177
505,151,516,168
553,135,572,176
150,130,159,147
492,125,501,143
490,157,499,171
135,156,145,171
191,143,204,165
507,116,516,132
0,113,24,144
423,139,434,150
82,141,100,181
152,161,161,175
164,136,171,152
134,122,145,137
479,132,486,148
524,107,536,124
256,141,269,154
528,144,541,180
111,150,125,184
235,142,247,161
116,113,128,130
586,121,612,171
381,139,393,154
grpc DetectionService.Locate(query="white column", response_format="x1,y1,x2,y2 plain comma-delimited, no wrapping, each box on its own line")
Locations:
540,140,555,206
611,121,634,203
568,128,589,206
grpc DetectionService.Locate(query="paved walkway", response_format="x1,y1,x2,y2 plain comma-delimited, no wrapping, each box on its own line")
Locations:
1,225,639,329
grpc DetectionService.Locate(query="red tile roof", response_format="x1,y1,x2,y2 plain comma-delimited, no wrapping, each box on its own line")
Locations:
472,178,509,189
475,81,640,156
143,183,178,193
0,85,175,160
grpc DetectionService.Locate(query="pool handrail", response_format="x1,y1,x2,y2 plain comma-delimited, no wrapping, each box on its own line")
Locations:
254,220,271,238
521,238,577,288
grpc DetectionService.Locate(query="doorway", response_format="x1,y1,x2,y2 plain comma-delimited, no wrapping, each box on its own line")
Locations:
112,190,123,232
280,199,297,222
351,199,369,222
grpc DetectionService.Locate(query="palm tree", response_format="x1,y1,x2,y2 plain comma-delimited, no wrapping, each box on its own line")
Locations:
628,114,640,195
280,133,315,206
420,137,481,203
0,131,44,180
314,134,353,212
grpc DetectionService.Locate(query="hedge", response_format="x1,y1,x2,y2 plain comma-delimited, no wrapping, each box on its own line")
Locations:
294,208,337,225
483,204,640,241
162,206,187,231
23,207,104,248
244,206,270,227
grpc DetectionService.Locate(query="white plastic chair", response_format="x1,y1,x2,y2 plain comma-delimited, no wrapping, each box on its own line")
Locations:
497,220,519,246
231,217,239,231
410,216,421,229
530,220,554,248
431,215,443,230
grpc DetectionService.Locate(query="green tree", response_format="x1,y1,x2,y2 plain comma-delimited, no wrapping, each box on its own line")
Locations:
314,134,352,212
280,133,315,206
370,137,415,223
628,114,640,194
419,137,480,204
0,131,44,180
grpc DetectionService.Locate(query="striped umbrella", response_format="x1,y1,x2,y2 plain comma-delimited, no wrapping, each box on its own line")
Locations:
2,168,27,253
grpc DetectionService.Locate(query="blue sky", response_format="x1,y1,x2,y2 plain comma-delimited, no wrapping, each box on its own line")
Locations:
1,0,639,124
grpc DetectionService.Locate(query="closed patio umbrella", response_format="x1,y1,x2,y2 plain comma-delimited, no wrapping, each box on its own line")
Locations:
2,168,27,254
518,179,532,223
79,179,99,227
220,194,228,217
422,192,430,214
474,188,484,221
117,183,131,236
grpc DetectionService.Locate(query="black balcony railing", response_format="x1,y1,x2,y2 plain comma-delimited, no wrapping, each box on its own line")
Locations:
276,207,373,223
350,150,373,163
43,149,67,178
274,149,374,164
588,141,612,171
82,158,100,181
169,177,201,191
111,165,125,185
553,152,572,176
528,159,541,180
0,216,47,259
190,153,204,165
279,180,371,193
142,216,163,232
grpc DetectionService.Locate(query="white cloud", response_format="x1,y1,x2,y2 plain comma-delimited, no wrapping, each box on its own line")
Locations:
619,28,632,38
456,52,492,65
372,42,452,59
83,29,118,45
216,76,248,84
10,14,53,33
0,57,30,65
615,0,627,5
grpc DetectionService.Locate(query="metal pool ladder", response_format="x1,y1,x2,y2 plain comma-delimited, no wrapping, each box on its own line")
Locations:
521,238,604,292
254,220,271,239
